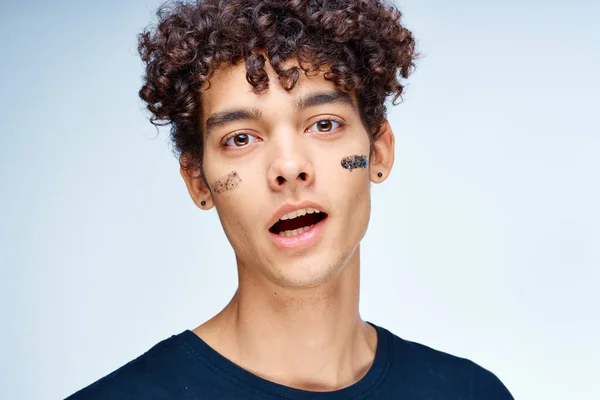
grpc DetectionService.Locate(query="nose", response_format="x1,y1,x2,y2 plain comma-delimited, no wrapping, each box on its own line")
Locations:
267,136,315,193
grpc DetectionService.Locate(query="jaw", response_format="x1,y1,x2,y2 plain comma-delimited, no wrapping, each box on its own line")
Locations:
236,240,363,293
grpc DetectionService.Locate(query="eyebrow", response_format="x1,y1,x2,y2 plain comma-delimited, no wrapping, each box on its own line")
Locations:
204,108,263,138
295,91,356,112
203,91,356,137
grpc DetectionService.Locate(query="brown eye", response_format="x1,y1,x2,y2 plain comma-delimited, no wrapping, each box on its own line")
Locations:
233,134,249,146
224,132,257,148
317,120,333,132
308,119,342,134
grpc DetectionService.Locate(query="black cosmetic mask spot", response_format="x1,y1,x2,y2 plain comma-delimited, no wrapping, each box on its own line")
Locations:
340,155,369,171
212,171,242,194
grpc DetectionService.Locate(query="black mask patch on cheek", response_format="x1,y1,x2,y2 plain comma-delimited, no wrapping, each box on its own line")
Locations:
341,155,369,171
212,171,242,194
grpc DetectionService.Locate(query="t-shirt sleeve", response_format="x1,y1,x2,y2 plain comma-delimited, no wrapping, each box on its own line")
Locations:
470,362,514,400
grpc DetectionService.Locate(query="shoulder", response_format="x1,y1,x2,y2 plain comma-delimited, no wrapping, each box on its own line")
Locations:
382,327,514,399
66,332,198,400
468,361,514,400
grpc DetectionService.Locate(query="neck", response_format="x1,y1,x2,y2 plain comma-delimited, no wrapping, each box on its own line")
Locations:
193,246,378,392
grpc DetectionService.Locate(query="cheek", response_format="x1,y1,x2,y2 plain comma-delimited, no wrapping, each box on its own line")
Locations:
213,194,254,251
314,139,371,202
210,170,242,194
209,169,267,241
320,156,370,218
340,172,372,240
335,128,372,172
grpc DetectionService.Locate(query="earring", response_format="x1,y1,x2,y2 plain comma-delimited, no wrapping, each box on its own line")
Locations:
201,201,206,206
377,172,383,178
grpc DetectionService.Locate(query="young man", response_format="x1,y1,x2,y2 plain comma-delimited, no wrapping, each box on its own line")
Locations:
68,0,513,398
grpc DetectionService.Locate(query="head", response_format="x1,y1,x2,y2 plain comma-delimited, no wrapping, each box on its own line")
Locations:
138,0,417,289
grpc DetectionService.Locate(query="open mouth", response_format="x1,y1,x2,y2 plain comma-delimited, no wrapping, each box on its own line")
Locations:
269,207,328,237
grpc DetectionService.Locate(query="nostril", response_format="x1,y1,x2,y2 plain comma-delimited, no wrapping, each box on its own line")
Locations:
298,172,307,181
276,176,285,185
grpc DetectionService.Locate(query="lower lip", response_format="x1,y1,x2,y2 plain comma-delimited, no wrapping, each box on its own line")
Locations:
268,217,327,250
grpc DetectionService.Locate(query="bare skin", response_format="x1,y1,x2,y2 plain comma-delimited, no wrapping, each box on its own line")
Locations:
194,250,375,391
181,60,395,391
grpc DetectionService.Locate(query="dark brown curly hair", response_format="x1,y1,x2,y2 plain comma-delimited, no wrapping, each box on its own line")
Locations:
138,0,417,172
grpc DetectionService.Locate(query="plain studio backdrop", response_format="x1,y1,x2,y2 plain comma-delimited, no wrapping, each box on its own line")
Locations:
1,0,598,399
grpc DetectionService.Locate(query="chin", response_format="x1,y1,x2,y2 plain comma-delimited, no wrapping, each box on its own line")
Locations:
268,256,348,290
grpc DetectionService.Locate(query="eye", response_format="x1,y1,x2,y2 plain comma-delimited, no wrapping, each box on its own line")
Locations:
224,132,258,148
307,119,343,133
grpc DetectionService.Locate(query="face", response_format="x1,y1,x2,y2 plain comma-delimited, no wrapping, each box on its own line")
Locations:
184,61,393,289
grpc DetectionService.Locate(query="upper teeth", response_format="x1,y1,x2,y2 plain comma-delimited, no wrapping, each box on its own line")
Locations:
280,207,320,221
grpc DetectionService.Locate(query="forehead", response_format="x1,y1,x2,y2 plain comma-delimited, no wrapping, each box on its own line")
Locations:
200,60,352,117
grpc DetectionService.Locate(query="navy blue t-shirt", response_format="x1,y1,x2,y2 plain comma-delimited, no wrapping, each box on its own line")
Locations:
67,323,513,399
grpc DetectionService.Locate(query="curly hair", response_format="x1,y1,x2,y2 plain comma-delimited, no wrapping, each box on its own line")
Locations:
138,0,417,172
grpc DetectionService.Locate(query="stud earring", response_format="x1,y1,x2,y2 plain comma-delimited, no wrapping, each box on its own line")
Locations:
377,172,383,178
201,201,206,206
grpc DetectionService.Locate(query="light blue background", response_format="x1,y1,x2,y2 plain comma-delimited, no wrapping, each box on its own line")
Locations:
1,1,598,399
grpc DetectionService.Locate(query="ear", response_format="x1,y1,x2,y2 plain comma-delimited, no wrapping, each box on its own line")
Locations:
180,163,215,210
369,120,395,183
